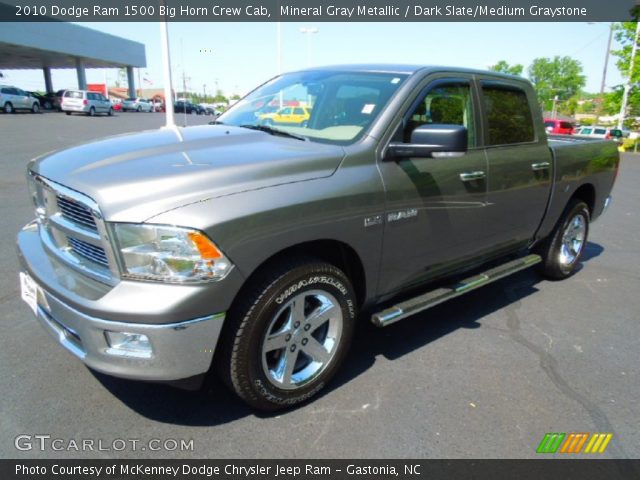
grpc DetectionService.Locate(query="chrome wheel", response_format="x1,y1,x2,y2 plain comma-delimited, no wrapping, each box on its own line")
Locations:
261,290,343,390
559,214,586,266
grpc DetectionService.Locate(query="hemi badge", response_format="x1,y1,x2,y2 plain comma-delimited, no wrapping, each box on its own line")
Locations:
364,215,383,228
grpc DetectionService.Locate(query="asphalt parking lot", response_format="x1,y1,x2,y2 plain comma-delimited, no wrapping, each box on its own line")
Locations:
0,112,638,459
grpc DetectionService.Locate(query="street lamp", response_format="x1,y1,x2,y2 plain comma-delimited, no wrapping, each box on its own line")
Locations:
618,21,640,130
299,27,319,67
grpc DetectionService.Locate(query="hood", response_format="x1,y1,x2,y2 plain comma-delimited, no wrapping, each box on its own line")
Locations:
31,125,345,222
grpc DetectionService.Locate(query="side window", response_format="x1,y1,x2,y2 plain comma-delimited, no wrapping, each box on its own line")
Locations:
404,83,476,146
482,85,535,145
293,108,304,115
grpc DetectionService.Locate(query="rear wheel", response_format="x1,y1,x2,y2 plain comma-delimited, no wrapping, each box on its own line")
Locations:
3,102,13,113
217,258,357,411
108,107,113,116
88,107,95,117
31,103,40,113
537,199,590,279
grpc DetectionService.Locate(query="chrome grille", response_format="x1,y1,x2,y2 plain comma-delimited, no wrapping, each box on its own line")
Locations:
67,237,109,267
30,173,117,285
56,195,97,231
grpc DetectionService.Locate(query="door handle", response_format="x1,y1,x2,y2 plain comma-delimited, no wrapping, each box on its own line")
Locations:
459,171,486,182
531,162,551,171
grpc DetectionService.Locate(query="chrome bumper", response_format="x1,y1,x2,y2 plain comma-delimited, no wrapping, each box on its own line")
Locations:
17,222,226,382
31,286,224,381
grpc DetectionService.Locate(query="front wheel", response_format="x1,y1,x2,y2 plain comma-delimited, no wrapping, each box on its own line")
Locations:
537,199,590,280
88,107,95,117
217,258,357,411
31,103,40,113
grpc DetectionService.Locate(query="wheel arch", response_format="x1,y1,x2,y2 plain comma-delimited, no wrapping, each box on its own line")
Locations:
570,183,596,216
231,239,367,313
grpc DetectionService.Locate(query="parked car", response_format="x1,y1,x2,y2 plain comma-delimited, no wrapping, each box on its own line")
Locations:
574,126,623,143
202,105,221,116
174,100,200,114
27,92,54,110
258,105,311,126
17,65,620,411
112,102,122,112
0,85,41,113
121,97,153,112
544,118,574,135
61,90,113,116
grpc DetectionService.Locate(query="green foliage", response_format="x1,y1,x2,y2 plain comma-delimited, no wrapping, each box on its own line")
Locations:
611,21,640,122
527,56,586,111
489,61,524,76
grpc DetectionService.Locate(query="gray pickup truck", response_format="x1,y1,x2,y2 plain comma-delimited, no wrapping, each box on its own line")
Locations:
17,65,619,410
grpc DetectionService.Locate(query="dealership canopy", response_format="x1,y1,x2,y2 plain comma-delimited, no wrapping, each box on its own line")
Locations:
0,22,146,95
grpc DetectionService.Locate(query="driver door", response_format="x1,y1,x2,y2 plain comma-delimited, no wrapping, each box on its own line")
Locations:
377,77,490,295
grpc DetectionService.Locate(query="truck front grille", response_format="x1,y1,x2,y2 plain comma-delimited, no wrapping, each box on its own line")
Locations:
67,237,109,267
56,195,98,231
30,173,116,285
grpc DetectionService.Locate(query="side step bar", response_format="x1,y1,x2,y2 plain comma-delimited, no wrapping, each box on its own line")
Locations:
371,254,541,327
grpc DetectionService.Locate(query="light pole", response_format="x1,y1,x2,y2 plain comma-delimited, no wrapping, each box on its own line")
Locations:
618,21,640,130
159,17,175,127
299,27,319,67
600,23,614,95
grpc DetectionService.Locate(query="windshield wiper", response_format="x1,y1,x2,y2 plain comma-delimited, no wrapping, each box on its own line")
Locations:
239,124,306,141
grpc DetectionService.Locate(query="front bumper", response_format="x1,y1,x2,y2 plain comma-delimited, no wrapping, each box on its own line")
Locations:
17,223,227,382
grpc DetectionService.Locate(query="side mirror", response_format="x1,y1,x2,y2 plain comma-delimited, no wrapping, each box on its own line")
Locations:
387,124,468,159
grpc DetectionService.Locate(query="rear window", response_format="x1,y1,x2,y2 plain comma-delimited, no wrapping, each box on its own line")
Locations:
608,129,622,138
64,91,83,99
482,85,535,145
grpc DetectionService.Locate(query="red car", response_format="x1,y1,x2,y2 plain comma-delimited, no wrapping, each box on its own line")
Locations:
544,118,574,135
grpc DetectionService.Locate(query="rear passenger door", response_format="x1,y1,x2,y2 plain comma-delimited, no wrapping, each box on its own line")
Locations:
480,81,553,253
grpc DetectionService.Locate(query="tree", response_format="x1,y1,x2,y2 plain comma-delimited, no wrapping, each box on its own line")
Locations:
527,56,586,111
489,60,523,76
611,20,640,122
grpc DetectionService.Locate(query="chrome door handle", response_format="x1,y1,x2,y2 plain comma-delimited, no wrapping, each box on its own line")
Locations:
459,171,486,182
531,162,551,171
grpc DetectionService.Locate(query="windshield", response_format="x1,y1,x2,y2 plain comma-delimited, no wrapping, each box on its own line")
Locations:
217,70,409,145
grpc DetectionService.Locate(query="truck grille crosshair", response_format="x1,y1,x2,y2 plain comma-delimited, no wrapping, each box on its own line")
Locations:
56,195,98,231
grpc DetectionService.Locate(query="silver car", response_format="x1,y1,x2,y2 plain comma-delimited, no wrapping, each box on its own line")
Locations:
0,84,41,113
121,97,153,112
61,90,113,116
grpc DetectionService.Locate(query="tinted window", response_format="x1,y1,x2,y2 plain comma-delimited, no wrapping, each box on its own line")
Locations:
293,108,304,115
594,128,606,135
608,129,622,138
64,91,83,99
544,121,555,128
560,122,573,129
482,85,535,145
0,88,9,94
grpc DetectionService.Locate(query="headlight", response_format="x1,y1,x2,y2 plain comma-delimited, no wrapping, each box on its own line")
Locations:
112,223,232,283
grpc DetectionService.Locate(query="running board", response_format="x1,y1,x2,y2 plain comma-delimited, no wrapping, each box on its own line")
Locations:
371,254,541,327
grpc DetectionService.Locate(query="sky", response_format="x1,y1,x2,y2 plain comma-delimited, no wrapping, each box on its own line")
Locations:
3,22,624,97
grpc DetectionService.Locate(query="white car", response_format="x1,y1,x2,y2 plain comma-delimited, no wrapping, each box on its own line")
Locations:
61,90,113,116
0,84,41,113
121,97,153,112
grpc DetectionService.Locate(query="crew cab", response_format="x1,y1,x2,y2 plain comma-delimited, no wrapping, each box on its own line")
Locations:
17,65,619,410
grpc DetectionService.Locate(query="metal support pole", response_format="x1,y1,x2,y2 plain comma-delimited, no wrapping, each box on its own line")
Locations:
43,67,53,93
126,66,135,99
160,19,176,127
75,58,87,90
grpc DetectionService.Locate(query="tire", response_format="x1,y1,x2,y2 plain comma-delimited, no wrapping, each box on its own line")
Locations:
108,107,113,116
65,111,71,116
31,103,40,114
217,258,357,411
537,199,590,280
88,107,95,117
43,101,52,110
301,120,309,128
191,109,197,115
136,106,141,112
4,102,13,114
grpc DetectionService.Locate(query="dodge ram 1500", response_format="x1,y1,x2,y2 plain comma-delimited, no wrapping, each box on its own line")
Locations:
17,65,619,410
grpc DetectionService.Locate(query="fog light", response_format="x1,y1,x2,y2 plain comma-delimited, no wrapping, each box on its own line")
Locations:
104,331,152,359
